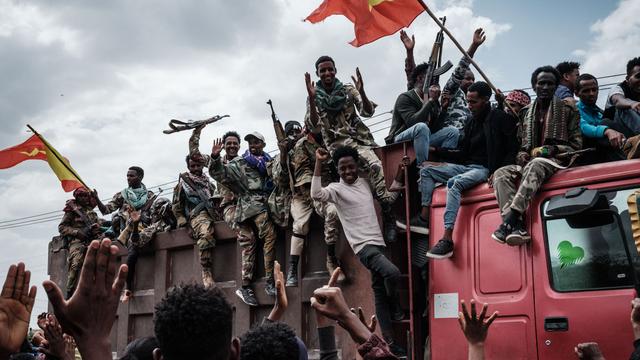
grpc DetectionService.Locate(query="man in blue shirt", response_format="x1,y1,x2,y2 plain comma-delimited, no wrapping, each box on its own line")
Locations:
555,61,580,104
576,73,626,164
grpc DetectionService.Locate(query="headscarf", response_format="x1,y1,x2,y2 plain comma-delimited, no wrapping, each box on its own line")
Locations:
506,90,531,107
314,78,347,114
71,187,97,208
121,183,149,210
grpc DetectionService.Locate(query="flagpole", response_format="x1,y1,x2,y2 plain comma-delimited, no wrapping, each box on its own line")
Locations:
416,0,518,114
26,124,90,190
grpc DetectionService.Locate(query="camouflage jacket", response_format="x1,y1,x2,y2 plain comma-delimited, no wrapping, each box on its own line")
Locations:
267,155,292,227
172,172,217,226
434,56,472,138
133,218,173,248
209,155,271,223
102,189,155,220
305,81,377,153
58,200,103,243
291,134,334,188
518,97,582,166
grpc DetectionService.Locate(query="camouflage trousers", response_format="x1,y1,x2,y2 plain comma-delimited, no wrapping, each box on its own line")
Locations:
493,159,558,217
239,211,277,282
66,239,87,297
224,205,259,286
190,211,215,275
353,145,398,207
290,190,339,256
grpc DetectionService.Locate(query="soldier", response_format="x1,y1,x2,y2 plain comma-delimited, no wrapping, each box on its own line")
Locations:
120,197,176,302
492,66,582,245
187,127,260,306
304,57,398,242
210,131,278,298
94,166,155,242
58,187,104,298
173,131,218,288
285,122,343,287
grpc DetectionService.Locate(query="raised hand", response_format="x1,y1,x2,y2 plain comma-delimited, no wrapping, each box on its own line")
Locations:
0,263,37,355
350,307,377,333
472,28,486,47
39,314,67,359
305,72,316,99
458,299,498,345
351,67,365,93
316,148,329,162
211,138,224,158
43,238,127,360
268,261,288,322
399,30,415,51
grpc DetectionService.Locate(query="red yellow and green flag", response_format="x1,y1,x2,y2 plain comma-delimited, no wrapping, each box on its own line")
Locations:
306,0,424,47
0,127,86,192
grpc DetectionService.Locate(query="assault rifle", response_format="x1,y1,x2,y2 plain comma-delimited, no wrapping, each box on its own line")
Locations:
422,17,453,97
163,114,229,134
267,99,296,193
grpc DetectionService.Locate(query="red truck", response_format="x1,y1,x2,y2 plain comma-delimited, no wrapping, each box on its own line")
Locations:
379,143,640,359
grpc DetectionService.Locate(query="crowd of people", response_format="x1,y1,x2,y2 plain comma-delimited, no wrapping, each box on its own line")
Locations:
6,26,640,359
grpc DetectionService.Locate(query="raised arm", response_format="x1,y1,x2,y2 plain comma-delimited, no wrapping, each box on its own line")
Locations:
305,73,320,128
352,68,375,117
400,30,416,89
310,149,333,203
443,28,486,95
189,125,212,167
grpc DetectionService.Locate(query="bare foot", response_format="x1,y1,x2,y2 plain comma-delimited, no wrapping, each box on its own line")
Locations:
575,342,605,360
120,290,132,303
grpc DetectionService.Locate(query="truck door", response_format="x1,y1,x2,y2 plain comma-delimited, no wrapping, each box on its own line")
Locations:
532,186,639,359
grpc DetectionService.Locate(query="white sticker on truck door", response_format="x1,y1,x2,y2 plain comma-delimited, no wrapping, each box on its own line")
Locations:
434,292,459,319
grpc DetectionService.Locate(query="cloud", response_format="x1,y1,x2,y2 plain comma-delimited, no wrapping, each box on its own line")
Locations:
579,0,640,77
0,0,511,325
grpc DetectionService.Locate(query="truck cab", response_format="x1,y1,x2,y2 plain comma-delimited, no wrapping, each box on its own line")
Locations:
379,142,640,359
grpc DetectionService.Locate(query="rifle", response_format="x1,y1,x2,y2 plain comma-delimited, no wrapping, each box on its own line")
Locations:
430,17,447,84
267,99,296,193
422,17,453,98
163,114,229,134
556,148,596,159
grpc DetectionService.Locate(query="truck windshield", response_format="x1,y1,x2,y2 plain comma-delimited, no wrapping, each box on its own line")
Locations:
542,187,640,292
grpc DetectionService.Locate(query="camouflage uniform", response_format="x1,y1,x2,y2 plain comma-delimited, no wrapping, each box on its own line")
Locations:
58,200,103,298
493,97,582,217
305,80,396,208
101,187,155,241
432,56,473,140
172,171,217,281
289,135,340,256
188,127,258,286
209,154,277,280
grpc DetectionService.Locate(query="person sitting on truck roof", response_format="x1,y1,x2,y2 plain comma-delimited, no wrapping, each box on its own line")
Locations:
417,81,518,259
496,89,531,117
605,56,640,159
385,62,459,168
492,65,582,246
575,73,627,164
554,61,580,103
310,146,406,357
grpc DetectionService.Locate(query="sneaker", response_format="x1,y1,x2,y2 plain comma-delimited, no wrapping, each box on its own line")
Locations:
388,342,407,359
505,221,531,246
236,287,258,307
201,269,215,288
426,239,454,259
382,212,398,244
491,222,513,244
326,257,346,282
285,266,298,287
264,278,277,297
396,215,429,235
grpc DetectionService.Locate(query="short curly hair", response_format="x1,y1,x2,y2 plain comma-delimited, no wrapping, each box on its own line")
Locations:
332,146,359,165
223,131,241,144
555,61,580,76
530,65,561,88
120,336,158,360
154,284,233,360
627,57,640,76
240,322,300,360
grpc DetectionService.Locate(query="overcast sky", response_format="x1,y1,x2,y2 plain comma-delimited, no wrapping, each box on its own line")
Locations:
0,0,637,325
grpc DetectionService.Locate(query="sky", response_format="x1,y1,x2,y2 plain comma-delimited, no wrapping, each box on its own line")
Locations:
0,0,637,325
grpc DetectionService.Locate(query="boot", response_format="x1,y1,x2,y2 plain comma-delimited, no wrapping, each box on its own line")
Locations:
382,207,398,244
201,269,215,288
264,275,277,297
286,265,298,287
326,256,345,282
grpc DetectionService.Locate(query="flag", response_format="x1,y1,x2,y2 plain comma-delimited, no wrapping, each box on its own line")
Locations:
0,131,86,192
305,0,424,47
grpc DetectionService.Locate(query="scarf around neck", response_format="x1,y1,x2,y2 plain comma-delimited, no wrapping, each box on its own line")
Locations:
121,183,149,210
314,78,347,113
523,97,569,150
184,172,213,198
242,150,272,176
